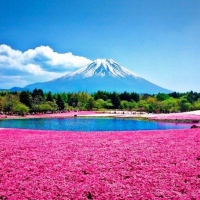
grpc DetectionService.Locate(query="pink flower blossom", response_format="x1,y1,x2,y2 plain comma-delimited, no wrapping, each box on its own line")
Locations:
0,129,200,199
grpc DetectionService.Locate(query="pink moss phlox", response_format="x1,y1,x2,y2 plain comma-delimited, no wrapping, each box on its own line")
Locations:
0,129,200,199
150,113,200,121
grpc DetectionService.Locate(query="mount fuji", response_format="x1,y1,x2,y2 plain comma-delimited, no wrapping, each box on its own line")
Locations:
24,59,171,94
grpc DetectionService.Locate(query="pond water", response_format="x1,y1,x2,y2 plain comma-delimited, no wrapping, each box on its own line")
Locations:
0,117,191,131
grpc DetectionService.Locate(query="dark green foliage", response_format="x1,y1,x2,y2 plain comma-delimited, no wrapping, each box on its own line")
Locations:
120,91,130,101
130,92,140,102
32,89,45,104
86,98,95,110
141,93,153,100
156,93,170,101
0,91,8,96
60,92,68,103
94,91,140,103
46,91,54,101
2,94,17,113
32,89,44,98
111,92,120,109
68,93,78,107
93,91,110,101
3,101,13,112
56,94,65,110
186,91,200,103
179,98,192,112
169,92,182,98
20,91,32,107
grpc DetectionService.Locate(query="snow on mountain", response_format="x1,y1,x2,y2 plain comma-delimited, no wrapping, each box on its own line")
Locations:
65,59,139,79
24,58,171,94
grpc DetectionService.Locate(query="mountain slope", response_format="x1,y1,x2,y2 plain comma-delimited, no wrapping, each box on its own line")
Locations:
24,59,171,94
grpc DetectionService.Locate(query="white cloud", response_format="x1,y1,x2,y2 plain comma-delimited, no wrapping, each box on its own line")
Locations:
0,44,92,88
23,46,90,69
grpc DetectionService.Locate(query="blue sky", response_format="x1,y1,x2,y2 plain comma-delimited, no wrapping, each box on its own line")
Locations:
0,0,200,92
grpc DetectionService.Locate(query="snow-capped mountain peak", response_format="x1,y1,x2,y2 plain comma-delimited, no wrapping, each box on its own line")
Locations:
24,58,171,94
66,58,139,79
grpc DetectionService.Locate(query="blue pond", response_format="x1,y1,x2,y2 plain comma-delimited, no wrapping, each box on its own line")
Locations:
0,117,191,131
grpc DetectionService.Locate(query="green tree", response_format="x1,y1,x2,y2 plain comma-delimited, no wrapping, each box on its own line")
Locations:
182,102,192,111
137,100,150,112
120,92,130,101
0,91,8,97
111,92,120,109
60,92,68,103
47,101,58,111
186,91,200,104
38,103,53,112
94,99,105,110
194,99,200,110
46,91,54,101
3,102,13,113
104,100,113,109
93,91,110,101
130,92,140,102
56,94,65,110
13,103,29,115
179,97,192,112
120,100,137,110
169,92,181,98
156,93,170,101
86,97,95,110
3,94,17,113
68,93,78,107
32,89,45,104
0,97,3,111
20,91,32,108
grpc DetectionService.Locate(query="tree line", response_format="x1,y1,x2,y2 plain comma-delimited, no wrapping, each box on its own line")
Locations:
0,89,200,115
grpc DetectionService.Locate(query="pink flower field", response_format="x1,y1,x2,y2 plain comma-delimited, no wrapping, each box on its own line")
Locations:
0,129,200,199
0,111,97,119
149,113,200,123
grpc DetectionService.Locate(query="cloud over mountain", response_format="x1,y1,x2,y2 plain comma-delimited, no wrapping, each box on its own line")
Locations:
0,44,92,88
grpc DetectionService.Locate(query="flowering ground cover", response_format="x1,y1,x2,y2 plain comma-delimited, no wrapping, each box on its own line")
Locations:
0,111,97,119
0,129,200,199
149,113,200,123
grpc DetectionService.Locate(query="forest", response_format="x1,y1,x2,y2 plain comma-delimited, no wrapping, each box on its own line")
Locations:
0,89,200,115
